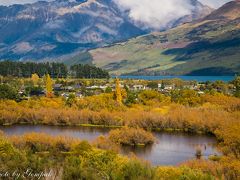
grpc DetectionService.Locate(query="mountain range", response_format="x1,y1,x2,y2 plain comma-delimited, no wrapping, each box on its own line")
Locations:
0,0,239,75
0,0,212,60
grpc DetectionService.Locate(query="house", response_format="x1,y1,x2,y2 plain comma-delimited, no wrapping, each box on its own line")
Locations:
198,91,205,95
29,90,45,96
158,84,175,91
183,85,197,90
53,84,63,91
99,85,107,90
112,84,124,88
18,90,24,95
65,86,74,91
86,85,99,89
133,85,146,91
164,84,175,90
61,93,69,98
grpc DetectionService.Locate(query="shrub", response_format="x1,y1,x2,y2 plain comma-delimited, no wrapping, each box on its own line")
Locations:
181,160,223,179
108,127,155,146
154,166,214,180
10,133,80,153
0,136,28,172
121,158,154,180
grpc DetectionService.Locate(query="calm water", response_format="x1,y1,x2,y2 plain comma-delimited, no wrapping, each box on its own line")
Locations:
118,75,234,82
0,125,219,165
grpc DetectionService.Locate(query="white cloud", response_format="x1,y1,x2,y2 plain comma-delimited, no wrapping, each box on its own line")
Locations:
114,0,232,29
114,0,194,29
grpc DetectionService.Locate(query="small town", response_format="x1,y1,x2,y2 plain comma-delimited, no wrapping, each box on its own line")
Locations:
3,74,236,101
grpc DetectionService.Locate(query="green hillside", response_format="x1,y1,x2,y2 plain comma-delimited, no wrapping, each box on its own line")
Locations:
65,0,240,76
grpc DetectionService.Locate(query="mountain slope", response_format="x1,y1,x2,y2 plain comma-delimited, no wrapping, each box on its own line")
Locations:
0,0,212,61
0,0,145,60
87,0,240,76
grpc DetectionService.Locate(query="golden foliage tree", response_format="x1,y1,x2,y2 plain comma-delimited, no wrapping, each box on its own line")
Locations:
31,73,39,86
115,78,122,104
45,74,53,98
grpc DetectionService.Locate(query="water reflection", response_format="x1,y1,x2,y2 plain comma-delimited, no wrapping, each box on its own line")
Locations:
0,125,220,165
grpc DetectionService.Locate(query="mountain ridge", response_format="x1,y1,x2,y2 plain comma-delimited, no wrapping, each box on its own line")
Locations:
0,0,212,61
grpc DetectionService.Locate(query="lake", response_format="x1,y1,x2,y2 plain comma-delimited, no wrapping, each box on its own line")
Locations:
118,75,235,82
0,125,219,165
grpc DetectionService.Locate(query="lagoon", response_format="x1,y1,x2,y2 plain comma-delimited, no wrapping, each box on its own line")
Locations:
0,125,219,165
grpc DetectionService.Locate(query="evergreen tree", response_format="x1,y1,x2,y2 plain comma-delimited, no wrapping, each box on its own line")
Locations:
70,64,109,79
161,81,165,89
0,61,67,78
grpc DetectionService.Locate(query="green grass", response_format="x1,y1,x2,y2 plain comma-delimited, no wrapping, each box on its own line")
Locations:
60,16,240,75
90,38,181,75
87,17,240,75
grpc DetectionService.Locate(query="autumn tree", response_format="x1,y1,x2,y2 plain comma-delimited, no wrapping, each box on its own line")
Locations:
31,73,40,86
171,89,202,106
45,74,53,98
115,78,122,104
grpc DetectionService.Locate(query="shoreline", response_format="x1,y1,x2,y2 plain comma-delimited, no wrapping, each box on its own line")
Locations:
0,122,216,137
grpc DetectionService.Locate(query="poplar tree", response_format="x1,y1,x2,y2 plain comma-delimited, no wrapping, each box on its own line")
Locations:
31,73,39,86
46,74,53,98
115,78,122,104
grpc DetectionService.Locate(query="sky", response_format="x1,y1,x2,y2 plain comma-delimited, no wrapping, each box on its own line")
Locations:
0,0,232,8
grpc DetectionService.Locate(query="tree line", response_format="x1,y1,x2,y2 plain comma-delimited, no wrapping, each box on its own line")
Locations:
0,61,109,79
70,64,110,79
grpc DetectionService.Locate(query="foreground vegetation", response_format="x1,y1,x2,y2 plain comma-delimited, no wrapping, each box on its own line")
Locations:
0,92,239,178
0,132,233,179
0,76,240,179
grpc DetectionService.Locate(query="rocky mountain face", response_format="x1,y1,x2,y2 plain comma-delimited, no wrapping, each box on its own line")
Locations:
0,0,212,60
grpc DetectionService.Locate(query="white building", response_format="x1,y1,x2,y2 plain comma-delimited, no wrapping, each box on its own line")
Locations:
133,85,146,91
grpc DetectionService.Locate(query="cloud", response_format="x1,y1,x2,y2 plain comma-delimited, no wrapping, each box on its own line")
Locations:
114,0,232,29
114,0,194,29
